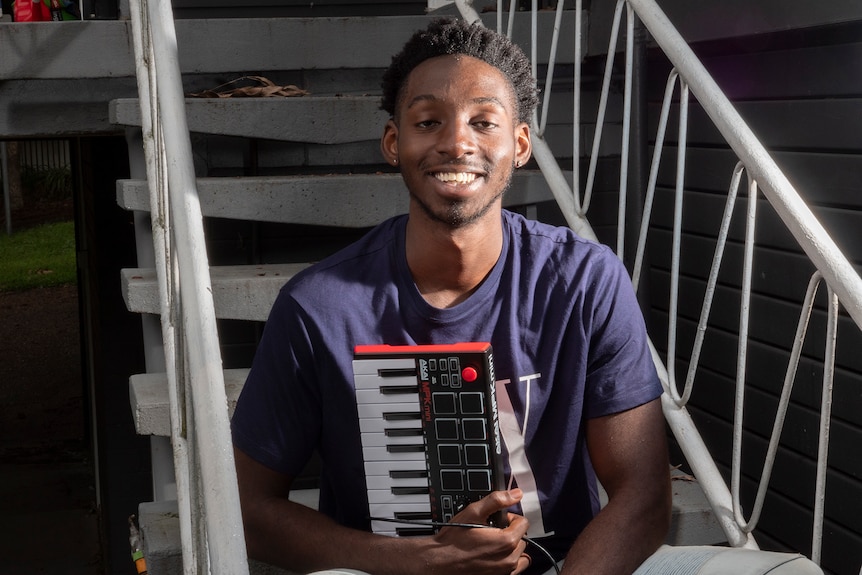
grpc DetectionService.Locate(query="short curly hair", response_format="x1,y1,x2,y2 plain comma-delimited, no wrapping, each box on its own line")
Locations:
381,18,539,124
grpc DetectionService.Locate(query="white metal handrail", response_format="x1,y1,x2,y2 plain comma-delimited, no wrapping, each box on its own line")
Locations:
459,0,862,566
127,0,249,572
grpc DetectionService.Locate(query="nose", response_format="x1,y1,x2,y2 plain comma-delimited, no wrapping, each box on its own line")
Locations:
437,119,476,159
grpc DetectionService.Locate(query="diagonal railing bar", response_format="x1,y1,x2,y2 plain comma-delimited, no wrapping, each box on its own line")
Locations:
616,1,634,261
535,0,565,138
457,0,862,563
127,0,249,572
676,163,742,407
582,0,625,217
631,71,680,295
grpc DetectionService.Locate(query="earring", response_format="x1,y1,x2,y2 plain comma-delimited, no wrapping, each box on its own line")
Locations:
393,158,398,165
515,161,521,168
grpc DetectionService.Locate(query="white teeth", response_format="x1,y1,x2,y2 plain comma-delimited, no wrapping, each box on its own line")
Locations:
434,172,477,183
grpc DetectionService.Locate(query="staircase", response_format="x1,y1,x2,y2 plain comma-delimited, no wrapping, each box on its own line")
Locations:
114,8,727,574
112,1,862,574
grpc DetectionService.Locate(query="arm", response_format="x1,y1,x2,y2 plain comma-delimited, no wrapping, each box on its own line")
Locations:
235,446,533,575
560,398,671,575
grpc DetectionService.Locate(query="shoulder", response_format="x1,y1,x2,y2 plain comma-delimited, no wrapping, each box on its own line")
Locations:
502,210,623,280
287,215,404,295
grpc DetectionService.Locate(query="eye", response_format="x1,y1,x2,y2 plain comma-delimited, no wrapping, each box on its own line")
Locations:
416,119,439,129
473,120,498,130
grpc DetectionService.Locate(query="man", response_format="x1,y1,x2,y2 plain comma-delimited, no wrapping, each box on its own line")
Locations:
231,18,671,575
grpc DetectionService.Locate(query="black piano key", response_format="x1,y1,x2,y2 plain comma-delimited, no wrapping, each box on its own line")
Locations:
385,428,424,437
387,444,425,453
391,486,430,495
378,368,417,378
395,527,436,537
394,511,432,521
383,412,421,421
390,469,427,479
380,385,420,395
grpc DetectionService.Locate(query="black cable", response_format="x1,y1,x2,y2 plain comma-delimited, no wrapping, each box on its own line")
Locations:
369,516,562,575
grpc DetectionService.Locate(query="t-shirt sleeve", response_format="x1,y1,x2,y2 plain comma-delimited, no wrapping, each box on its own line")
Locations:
230,289,321,475
582,251,662,419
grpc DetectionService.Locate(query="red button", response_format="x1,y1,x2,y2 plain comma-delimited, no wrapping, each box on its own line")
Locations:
461,366,478,383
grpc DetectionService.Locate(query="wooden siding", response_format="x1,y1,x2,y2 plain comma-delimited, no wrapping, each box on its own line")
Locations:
643,19,862,575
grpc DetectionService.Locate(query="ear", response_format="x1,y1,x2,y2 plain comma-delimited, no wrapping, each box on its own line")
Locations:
514,121,532,168
380,119,399,166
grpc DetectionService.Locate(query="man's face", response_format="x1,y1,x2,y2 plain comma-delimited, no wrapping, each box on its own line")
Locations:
381,55,532,229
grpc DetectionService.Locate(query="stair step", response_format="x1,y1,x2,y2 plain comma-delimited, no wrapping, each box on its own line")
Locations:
2,14,576,82
666,469,727,546
130,369,249,436
138,473,724,575
139,497,314,575
121,263,307,322
110,96,389,143
116,172,557,226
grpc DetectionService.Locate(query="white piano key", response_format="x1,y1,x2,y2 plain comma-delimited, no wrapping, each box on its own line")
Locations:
367,489,430,504
357,402,420,420
371,529,400,537
360,431,426,447
358,417,422,434
368,502,432,517
365,474,428,489
353,357,416,376
355,387,419,406
362,446,426,462
363,460,427,477
371,523,435,537
354,373,419,390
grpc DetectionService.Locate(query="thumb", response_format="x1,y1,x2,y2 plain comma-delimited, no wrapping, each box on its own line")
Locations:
461,488,523,521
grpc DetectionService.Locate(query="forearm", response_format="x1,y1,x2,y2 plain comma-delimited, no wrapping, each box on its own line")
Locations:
243,491,532,575
563,401,672,575
559,486,669,575
243,495,433,575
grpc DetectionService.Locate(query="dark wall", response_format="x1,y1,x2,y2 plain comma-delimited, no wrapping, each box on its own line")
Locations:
76,135,151,574
643,21,862,575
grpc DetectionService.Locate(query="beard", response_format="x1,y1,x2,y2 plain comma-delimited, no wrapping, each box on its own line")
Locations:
407,160,515,229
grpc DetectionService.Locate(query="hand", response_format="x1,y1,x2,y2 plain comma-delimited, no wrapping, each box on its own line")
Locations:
424,489,531,575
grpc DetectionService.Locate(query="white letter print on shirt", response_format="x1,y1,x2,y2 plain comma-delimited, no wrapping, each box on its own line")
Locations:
496,374,553,537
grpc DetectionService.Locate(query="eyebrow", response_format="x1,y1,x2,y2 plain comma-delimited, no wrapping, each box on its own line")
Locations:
406,94,508,110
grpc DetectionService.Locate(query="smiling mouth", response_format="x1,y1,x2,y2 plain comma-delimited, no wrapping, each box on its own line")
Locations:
433,172,478,184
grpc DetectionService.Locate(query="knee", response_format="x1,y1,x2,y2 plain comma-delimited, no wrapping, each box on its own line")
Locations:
634,545,824,575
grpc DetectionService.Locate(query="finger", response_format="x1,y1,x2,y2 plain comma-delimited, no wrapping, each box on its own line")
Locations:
512,553,531,575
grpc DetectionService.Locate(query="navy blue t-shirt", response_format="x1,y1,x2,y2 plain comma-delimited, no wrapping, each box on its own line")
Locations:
231,210,662,565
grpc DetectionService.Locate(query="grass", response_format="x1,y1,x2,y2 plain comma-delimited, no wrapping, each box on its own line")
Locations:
0,221,77,292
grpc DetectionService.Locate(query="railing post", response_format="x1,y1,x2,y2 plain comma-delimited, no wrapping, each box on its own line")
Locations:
626,13,650,317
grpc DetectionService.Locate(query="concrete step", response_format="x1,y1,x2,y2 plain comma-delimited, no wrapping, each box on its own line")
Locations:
139,496,314,575
116,172,558,226
110,96,389,143
2,14,575,83
130,368,249,436
121,263,307,322
138,472,725,575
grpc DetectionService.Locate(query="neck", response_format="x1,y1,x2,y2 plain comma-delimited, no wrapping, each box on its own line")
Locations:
405,212,503,309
